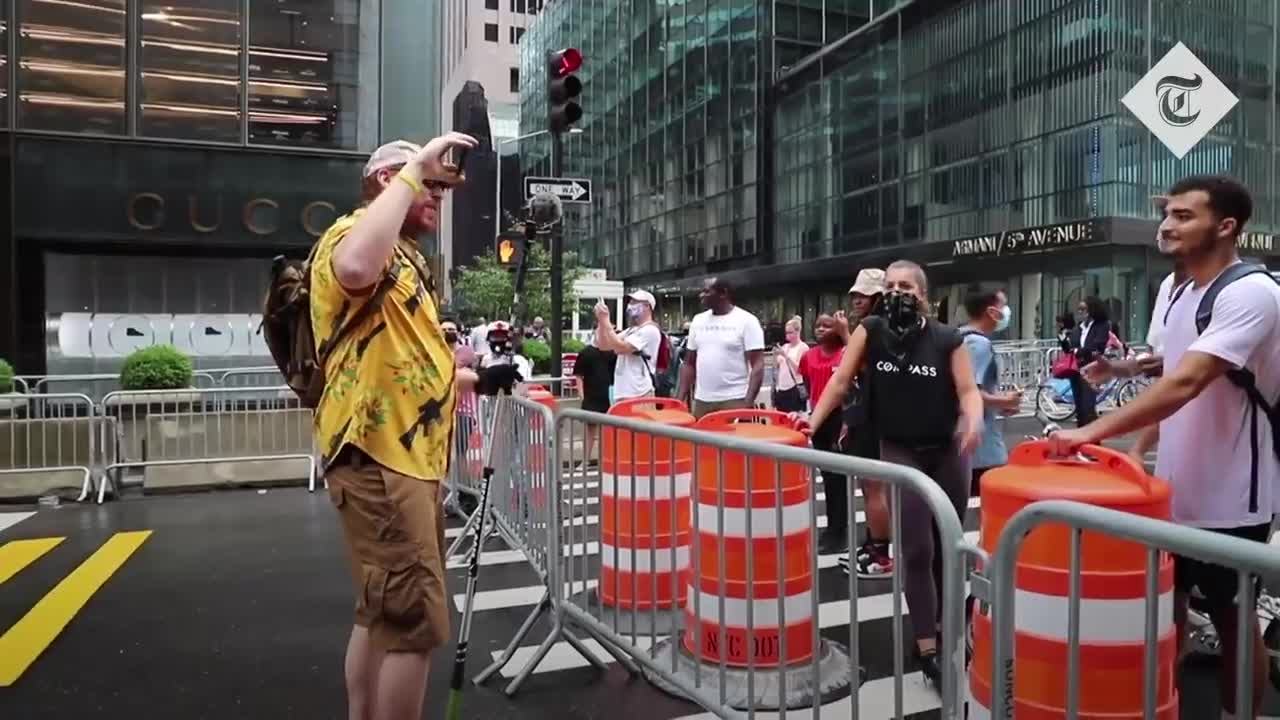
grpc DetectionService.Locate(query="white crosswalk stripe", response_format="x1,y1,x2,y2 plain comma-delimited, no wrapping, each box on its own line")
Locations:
483,563,978,679
446,474,985,720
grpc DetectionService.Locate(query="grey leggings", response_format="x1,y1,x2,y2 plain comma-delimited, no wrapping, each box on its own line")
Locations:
880,440,971,644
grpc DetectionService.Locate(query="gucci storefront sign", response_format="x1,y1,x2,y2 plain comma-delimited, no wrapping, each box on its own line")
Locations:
52,313,270,359
127,193,338,238
951,221,1098,259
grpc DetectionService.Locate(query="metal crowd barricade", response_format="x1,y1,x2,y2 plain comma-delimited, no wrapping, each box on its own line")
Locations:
32,372,219,404
213,366,286,389
473,407,969,720
0,393,101,503
980,500,1280,719
97,386,316,504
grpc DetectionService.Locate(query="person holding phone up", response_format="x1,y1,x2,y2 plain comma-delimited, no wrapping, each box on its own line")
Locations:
772,316,809,412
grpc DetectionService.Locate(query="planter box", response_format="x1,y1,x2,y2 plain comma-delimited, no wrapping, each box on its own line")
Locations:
140,408,314,491
0,416,115,501
103,389,206,465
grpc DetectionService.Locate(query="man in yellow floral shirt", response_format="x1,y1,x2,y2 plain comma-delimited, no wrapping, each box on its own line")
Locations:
311,133,486,720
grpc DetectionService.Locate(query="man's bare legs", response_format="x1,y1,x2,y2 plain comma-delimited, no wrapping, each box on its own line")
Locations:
344,625,384,720
375,652,431,720
345,627,432,720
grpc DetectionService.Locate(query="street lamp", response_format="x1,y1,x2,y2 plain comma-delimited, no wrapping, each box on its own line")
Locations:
495,127,583,234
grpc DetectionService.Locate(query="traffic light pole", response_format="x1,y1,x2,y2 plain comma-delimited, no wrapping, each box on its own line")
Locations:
548,132,564,380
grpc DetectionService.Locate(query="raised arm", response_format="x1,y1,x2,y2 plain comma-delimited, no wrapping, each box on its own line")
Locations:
333,133,476,290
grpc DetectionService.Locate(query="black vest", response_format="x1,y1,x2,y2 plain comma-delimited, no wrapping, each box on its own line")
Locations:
863,316,963,449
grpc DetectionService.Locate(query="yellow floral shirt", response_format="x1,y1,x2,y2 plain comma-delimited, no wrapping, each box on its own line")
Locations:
310,210,456,481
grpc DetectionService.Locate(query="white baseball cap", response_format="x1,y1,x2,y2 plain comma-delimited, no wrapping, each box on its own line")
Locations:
626,289,657,310
363,140,422,178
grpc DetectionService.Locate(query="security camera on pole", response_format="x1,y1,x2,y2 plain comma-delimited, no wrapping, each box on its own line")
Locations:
544,47,583,380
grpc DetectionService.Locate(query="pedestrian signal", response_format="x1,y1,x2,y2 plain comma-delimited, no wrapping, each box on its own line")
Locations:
495,236,522,267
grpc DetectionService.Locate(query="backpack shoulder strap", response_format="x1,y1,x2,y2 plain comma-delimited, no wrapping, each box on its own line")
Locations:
313,257,399,365
1194,263,1272,335
1163,279,1193,326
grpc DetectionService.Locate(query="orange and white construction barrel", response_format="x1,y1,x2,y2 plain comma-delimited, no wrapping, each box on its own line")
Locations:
684,410,815,667
969,441,1178,719
599,397,696,609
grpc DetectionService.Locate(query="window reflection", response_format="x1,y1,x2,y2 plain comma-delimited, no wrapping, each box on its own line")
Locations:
17,0,128,134
248,1,373,150
140,0,242,142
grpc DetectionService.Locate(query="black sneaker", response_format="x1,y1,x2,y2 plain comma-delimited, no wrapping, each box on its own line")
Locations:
818,529,848,555
843,540,894,579
915,648,942,688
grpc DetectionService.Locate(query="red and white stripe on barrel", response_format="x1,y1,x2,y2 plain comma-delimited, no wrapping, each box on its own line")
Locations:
683,410,814,667
600,398,697,609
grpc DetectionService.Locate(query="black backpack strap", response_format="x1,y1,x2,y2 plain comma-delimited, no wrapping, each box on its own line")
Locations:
1194,263,1279,512
1163,279,1192,326
1193,263,1272,334
314,257,400,366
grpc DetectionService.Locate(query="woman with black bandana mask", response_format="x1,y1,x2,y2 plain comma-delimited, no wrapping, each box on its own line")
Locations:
796,259,983,689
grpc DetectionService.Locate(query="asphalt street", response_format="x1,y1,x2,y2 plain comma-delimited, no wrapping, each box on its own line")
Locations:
0,417,1271,720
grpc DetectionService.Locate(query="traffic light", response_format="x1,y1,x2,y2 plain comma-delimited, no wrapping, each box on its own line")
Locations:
546,48,583,134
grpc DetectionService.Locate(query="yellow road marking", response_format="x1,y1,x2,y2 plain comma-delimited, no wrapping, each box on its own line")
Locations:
0,538,64,586
0,530,151,686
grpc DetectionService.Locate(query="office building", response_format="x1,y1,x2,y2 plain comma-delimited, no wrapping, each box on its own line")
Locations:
438,0,539,299
520,0,1280,338
0,0,442,375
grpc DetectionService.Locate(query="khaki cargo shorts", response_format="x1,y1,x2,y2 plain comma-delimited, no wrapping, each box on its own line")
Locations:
326,446,450,653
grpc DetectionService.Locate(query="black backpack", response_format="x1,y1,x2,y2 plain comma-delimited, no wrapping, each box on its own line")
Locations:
1164,263,1280,511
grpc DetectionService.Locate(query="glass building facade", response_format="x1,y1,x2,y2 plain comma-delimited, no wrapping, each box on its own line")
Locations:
0,1,443,374
521,0,1280,339
10,0,380,148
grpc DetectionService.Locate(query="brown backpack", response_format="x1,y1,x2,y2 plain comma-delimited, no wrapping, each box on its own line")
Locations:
260,246,397,408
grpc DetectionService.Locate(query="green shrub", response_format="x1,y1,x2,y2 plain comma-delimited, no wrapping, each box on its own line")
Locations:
119,345,193,391
563,337,587,354
522,339,551,374
0,358,13,393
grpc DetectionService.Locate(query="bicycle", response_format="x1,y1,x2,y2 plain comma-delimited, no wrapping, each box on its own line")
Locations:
1034,373,1148,423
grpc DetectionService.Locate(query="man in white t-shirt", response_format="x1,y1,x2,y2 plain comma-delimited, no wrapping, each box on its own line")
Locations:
1051,174,1279,717
593,290,662,400
677,278,766,418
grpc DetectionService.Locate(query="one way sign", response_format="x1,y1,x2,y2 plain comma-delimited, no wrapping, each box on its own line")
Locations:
524,176,592,204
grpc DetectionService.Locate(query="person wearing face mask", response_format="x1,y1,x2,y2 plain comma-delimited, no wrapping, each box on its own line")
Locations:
447,320,478,371
798,314,849,552
593,290,663,400
797,259,983,689
480,321,533,380
959,289,1021,495
772,316,809,413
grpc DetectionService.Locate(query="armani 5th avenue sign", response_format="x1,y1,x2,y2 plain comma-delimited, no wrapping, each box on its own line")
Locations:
1122,42,1238,159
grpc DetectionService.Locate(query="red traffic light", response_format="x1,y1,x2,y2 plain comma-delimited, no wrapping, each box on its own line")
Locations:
551,48,582,76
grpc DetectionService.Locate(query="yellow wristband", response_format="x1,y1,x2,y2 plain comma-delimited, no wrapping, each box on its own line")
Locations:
396,170,423,195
